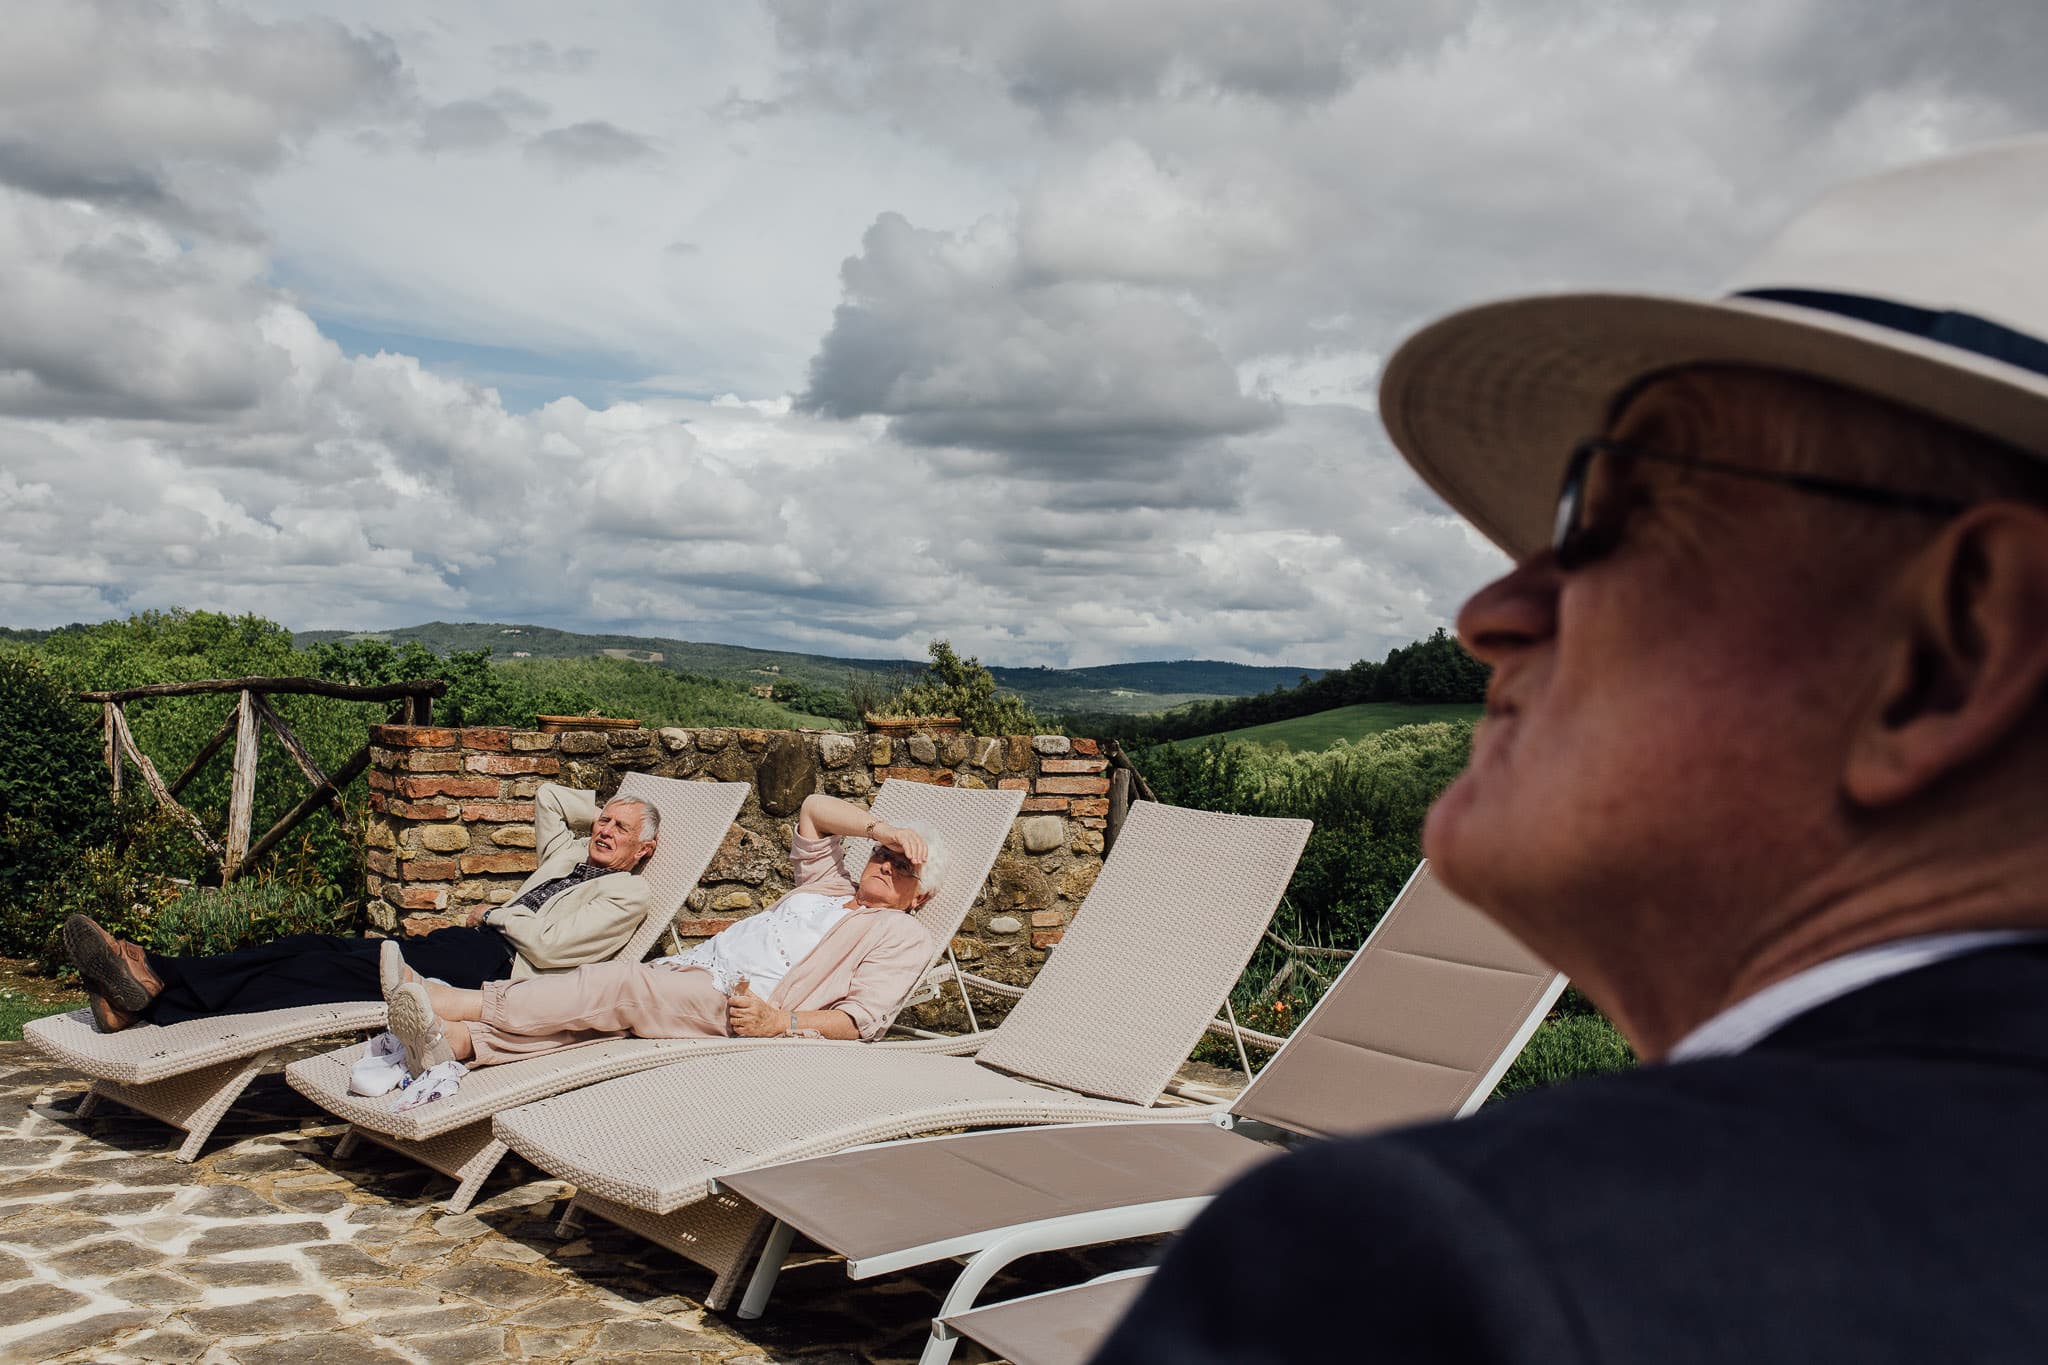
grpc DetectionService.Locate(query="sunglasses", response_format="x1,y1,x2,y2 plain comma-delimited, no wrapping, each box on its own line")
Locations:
1551,438,1972,571
870,847,918,875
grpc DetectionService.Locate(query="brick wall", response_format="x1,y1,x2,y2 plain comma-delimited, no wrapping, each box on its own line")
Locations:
363,724,1115,995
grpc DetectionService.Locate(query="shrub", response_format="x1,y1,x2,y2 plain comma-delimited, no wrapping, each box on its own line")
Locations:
149,879,353,957
884,641,1046,736
0,655,118,928
3,808,196,968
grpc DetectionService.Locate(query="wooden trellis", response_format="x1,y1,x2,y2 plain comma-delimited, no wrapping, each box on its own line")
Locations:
79,676,447,882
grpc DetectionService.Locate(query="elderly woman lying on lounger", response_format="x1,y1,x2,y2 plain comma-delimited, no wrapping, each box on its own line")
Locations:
384,792,947,1073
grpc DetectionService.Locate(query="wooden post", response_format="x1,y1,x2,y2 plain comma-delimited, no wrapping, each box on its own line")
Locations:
249,692,347,821
223,689,261,879
232,743,374,878
104,703,123,803
110,708,224,861
409,689,432,726
1106,766,1132,854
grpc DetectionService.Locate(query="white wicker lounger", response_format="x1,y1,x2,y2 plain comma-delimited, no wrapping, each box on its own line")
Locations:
714,861,1567,1364
283,780,1026,1211
493,801,1314,1310
25,773,748,1161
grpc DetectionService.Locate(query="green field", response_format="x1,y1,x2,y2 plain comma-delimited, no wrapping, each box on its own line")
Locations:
1178,701,1484,752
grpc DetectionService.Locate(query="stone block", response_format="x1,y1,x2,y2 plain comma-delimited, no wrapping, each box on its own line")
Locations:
1030,909,1068,928
1060,864,1101,900
908,735,938,765
370,725,457,748
1078,815,1107,829
950,936,982,961
396,775,501,800
672,916,739,938
452,879,515,905
461,851,537,876
711,890,755,911
509,731,556,751
366,821,396,850
366,850,396,877
402,856,459,882
387,799,459,820
971,736,1005,773
877,766,955,786
1032,734,1072,755
1022,796,1070,812
557,732,608,755
607,727,654,749
707,824,778,885
403,914,457,936
1041,757,1108,774
1006,735,1032,770
1070,797,1110,817
1072,737,1101,755
490,823,536,848
417,824,470,852
659,727,694,752
697,728,733,750
756,733,821,817
1071,828,1105,855
816,732,858,768
461,801,535,823
459,726,512,751
505,776,547,797
958,773,988,789
1019,815,1066,854
826,768,874,798
1037,775,1112,796
405,751,465,772
705,746,756,784
736,728,773,751
939,734,969,766
988,915,1024,935
1032,929,1065,949
464,754,559,775
368,791,387,813
990,858,1053,911
998,777,1030,790
869,736,892,766
366,770,395,792
392,884,448,912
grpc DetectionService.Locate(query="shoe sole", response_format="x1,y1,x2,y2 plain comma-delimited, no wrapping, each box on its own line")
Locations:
378,941,405,1001
62,915,152,1013
387,983,451,1077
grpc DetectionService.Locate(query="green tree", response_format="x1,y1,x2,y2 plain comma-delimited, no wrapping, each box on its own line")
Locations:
886,640,1047,736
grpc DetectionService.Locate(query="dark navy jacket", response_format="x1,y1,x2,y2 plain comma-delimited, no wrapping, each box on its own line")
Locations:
1093,945,2048,1364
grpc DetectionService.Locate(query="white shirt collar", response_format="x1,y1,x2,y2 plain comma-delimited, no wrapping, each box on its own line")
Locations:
1664,930,2048,1063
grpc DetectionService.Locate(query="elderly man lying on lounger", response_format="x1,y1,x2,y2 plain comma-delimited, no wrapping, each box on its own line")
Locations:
383,791,945,1071
64,783,662,1032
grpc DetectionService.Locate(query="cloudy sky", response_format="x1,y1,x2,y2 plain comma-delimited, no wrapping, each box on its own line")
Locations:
4,1,2043,667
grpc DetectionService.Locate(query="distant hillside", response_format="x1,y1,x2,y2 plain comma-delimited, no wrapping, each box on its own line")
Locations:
291,621,1324,716
1172,701,1484,752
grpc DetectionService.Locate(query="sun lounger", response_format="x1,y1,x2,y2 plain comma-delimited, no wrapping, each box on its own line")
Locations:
716,861,1564,1364
24,773,749,1161
490,800,1314,1310
282,780,1026,1210
941,1271,1151,1365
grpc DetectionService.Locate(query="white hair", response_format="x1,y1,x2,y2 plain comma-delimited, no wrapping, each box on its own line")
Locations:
913,833,950,899
605,795,660,841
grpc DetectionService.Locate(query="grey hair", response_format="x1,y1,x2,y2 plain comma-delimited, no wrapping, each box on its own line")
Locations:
604,795,660,841
912,833,950,899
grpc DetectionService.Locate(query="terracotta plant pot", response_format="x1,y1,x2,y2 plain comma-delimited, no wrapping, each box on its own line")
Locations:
862,714,963,736
535,714,644,734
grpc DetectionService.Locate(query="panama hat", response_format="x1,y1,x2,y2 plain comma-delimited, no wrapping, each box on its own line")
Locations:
1379,135,2048,559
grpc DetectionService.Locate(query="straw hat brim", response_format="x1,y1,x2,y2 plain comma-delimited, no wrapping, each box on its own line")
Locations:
1379,292,2048,559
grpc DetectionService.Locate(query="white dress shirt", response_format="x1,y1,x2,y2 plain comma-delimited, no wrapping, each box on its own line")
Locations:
1665,930,2047,1062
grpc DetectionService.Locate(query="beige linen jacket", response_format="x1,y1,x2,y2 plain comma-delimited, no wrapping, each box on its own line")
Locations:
760,832,934,1040
484,784,655,978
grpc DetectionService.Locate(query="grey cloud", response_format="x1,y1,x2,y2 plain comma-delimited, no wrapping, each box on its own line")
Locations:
491,41,599,75
800,212,1276,474
419,89,551,154
523,121,660,172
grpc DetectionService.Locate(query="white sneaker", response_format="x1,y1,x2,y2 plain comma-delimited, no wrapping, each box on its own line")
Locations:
387,982,455,1078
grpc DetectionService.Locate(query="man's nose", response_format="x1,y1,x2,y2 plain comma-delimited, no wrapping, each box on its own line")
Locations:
1455,554,1562,667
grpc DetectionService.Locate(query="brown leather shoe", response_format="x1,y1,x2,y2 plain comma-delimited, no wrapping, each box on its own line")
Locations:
85,989,140,1034
62,914,163,1012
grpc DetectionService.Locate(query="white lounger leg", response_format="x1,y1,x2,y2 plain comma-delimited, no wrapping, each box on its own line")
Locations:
88,1047,279,1162
736,1218,798,1319
333,1126,362,1159
442,1138,509,1214
75,1088,102,1119
918,1197,1215,1365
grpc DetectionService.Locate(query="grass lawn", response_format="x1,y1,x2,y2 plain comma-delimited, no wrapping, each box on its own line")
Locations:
1179,700,1484,752
0,988,84,1042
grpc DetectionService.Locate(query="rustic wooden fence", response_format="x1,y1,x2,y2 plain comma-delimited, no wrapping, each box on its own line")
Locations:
79,676,446,882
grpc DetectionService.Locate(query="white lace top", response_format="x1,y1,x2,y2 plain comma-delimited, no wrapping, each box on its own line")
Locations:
654,891,858,997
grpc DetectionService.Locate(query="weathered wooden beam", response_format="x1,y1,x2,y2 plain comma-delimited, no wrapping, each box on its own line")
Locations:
232,743,372,878
76,676,449,704
409,691,432,725
1106,765,1132,855
248,692,347,821
104,703,122,804
168,708,239,798
110,707,224,860
222,691,261,879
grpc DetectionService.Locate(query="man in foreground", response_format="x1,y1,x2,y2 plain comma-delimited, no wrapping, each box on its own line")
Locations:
381,791,943,1070
1095,139,2048,1361
66,782,661,1031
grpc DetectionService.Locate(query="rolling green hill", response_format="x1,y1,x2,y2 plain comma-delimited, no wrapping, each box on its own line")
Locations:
1175,701,1484,752
292,621,1325,715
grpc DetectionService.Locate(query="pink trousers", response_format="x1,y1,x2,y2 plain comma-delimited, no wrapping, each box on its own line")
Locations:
465,960,730,1066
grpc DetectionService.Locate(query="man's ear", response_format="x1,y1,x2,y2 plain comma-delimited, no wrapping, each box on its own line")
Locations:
1847,505,2048,808
635,838,657,868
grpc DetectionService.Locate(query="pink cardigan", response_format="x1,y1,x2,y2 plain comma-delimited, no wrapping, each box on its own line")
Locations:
764,832,934,1040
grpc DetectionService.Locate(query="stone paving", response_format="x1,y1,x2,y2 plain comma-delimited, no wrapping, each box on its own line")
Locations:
0,1040,1184,1363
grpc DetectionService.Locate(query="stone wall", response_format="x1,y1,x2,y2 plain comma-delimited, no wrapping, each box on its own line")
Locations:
362,723,1114,992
